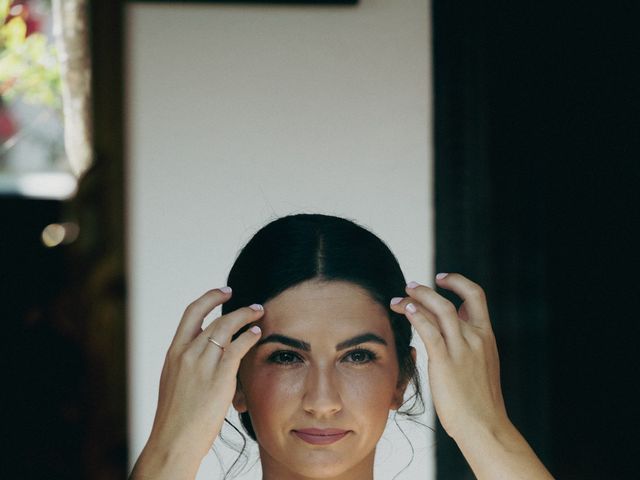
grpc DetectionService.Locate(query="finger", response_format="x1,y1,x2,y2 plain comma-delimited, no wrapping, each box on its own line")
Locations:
197,303,265,356
390,295,447,346
435,273,491,329
171,287,232,348
220,324,263,368
390,296,448,360
390,296,442,336
405,282,466,350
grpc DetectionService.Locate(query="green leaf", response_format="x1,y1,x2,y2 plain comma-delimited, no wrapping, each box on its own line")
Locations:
4,16,27,49
0,0,10,26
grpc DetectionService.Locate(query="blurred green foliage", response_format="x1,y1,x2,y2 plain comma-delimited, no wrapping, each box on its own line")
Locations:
0,0,61,109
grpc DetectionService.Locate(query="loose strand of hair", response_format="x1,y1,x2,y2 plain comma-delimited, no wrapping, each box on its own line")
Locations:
215,417,249,480
391,410,416,480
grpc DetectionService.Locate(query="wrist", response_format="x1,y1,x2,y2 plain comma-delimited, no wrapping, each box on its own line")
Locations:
454,415,522,453
130,436,203,480
452,417,554,480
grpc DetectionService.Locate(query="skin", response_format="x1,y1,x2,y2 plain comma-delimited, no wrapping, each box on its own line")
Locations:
130,273,554,480
233,279,410,480
390,274,554,480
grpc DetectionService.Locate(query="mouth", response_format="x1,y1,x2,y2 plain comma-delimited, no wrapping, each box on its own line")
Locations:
292,428,351,445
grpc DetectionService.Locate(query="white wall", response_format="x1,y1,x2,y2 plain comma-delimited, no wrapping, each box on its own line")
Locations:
125,1,434,478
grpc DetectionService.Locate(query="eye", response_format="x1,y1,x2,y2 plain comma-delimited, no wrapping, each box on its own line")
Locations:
268,350,303,365
343,348,377,364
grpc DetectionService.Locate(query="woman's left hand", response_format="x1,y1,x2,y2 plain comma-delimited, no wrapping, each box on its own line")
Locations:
390,273,554,479
389,273,508,442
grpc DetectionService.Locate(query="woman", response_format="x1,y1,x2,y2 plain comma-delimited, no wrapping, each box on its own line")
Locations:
131,213,553,479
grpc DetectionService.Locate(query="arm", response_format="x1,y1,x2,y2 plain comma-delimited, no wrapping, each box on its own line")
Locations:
454,417,553,480
130,287,264,480
390,273,553,480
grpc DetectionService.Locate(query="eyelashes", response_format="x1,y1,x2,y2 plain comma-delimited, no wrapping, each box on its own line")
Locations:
268,351,301,365
344,349,378,364
267,348,379,366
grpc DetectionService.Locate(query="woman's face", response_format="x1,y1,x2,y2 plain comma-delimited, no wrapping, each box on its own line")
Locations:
234,279,407,479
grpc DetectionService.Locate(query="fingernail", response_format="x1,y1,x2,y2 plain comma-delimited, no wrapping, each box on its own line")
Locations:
436,273,448,280
220,286,232,293
406,281,419,289
390,297,403,305
249,303,263,311
250,325,261,334
405,303,417,313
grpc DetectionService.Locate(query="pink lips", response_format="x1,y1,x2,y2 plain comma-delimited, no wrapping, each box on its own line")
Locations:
292,428,350,445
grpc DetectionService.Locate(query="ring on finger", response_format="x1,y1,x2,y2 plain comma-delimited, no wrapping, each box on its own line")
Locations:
207,336,226,352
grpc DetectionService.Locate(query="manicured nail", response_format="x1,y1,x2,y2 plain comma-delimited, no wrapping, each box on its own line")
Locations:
220,286,232,293
405,303,417,313
406,281,419,289
250,325,262,334
436,273,448,280
249,303,263,311
390,297,403,306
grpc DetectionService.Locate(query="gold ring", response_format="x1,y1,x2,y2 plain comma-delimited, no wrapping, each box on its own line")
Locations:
207,336,225,352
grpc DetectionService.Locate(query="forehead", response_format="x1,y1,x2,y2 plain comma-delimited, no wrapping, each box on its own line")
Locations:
261,280,391,338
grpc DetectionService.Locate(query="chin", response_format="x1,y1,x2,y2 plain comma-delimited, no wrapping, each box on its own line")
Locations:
279,447,370,479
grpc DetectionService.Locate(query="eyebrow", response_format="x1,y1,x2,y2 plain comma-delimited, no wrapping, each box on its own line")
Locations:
254,332,388,351
336,333,388,350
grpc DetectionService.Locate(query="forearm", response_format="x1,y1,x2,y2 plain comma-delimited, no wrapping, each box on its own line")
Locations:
454,419,554,480
129,438,201,480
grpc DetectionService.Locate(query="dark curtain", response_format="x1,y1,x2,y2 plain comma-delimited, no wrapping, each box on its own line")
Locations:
433,1,639,479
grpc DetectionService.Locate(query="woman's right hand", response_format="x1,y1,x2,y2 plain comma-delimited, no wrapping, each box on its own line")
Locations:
130,287,264,480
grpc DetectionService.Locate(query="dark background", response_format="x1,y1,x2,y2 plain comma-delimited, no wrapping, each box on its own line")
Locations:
434,1,639,478
3,1,638,478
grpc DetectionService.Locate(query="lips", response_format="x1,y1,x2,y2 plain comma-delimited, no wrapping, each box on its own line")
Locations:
292,428,350,445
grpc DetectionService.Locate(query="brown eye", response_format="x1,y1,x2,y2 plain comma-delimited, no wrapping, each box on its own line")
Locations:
269,351,303,365
343,349,377,364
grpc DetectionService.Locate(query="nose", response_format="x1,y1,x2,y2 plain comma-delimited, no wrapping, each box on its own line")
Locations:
302,364,343,417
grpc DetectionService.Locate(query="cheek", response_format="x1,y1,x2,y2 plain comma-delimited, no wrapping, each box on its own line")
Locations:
242,367,304,426
239,359,400,432
340,367,399,412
